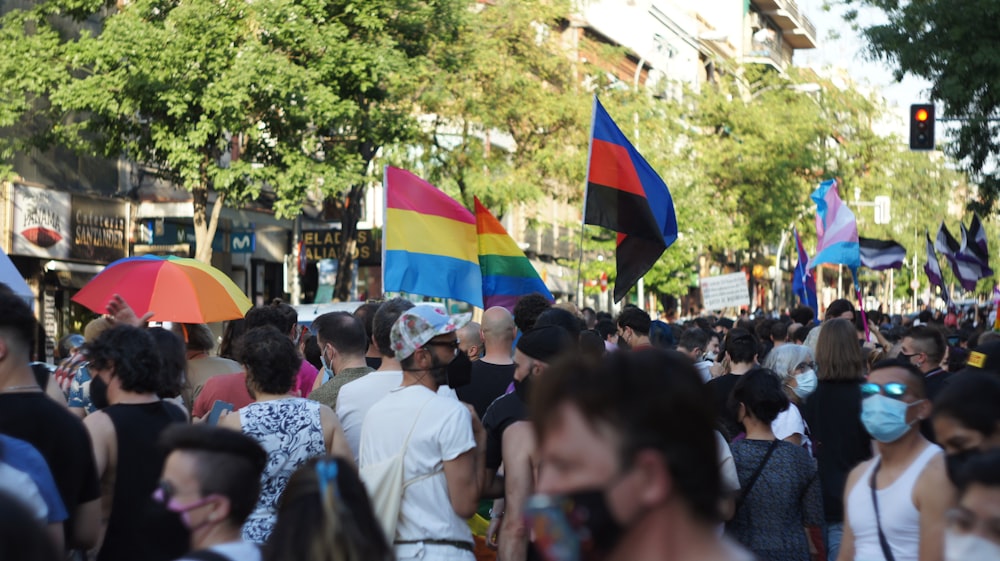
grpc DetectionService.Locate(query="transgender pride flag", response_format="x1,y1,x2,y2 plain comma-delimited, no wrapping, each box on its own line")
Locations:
808,179,860,273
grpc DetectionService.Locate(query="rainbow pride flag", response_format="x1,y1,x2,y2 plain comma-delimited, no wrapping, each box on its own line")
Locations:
475,198,553,311
383,167,483,307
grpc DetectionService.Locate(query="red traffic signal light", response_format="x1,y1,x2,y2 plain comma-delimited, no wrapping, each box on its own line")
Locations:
909,104,935,150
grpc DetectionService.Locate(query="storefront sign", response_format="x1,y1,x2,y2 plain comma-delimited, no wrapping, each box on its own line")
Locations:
140,220,225,253
70,195,128,263
12,184,72,259
231,231,256,253
302,229,380,266
12,184,129,263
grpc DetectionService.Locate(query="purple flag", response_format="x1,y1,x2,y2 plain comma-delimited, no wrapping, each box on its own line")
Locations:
925,232,952,306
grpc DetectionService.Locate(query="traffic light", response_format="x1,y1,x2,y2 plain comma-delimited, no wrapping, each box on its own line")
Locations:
909,103,935,150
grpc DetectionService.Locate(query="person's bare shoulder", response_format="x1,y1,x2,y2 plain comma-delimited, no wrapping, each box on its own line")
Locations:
913,451,953,508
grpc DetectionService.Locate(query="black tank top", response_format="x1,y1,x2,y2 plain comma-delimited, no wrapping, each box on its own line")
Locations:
97,401,189,561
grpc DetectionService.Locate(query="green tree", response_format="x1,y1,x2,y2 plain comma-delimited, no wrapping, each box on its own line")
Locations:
1,0,465,276
840,0,1000,214
400,0,589,214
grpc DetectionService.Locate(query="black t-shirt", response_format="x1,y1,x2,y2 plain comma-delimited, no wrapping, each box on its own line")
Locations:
481,391,527,470
707,372,745,440
365,356,383,370
457,361,516,420
0,392,101,543
802,380,873,523
98,402,188,561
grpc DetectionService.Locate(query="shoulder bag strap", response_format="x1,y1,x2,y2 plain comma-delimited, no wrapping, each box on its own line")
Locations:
735,439,779,510
870,460,898,561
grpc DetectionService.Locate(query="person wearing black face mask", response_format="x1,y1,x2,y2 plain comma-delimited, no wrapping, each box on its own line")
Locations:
527,349,754,561
82,324,189,561
359,304,494,561
158,424,268,561
932,372,1000,485
481,325,574,561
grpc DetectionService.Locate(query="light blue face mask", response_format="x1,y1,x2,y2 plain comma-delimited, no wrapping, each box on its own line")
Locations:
861,394,924,443
319,353,333,385
792,369,818,398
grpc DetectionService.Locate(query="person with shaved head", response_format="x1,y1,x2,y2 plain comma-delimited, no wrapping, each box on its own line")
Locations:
457,307,517,419
457,322,483,363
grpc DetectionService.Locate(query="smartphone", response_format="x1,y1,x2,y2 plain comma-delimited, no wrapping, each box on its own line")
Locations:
524,495,580,561
947,335,960,347
206,400,234,426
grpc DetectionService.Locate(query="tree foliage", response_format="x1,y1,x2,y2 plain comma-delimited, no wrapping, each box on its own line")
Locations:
0,0,465,268
841,0,1000,214
400,0,589,213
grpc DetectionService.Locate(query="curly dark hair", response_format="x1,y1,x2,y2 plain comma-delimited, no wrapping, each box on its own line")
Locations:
87,325,162,394
245,302,297,335
239,326,300,395
148,327,186,399
513,293,552,334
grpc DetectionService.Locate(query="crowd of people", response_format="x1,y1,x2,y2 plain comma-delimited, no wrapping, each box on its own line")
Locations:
2,281,1000,561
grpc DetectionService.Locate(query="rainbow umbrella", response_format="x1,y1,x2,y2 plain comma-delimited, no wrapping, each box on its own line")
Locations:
72,255,252,323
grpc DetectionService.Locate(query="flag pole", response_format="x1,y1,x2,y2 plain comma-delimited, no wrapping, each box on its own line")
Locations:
578,95,599,306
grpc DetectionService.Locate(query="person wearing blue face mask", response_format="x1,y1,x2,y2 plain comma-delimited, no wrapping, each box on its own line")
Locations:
762,344,816,451
307,312,373,411
837,359,957,561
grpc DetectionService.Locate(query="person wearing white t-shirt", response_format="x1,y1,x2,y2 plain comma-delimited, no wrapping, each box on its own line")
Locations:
337,298,414,461
359,304,486,561
336,298,459,462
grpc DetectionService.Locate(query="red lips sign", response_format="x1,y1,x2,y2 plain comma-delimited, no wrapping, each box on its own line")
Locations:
20,226,64,248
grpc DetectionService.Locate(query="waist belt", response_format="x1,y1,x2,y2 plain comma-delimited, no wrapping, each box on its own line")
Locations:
395,539,474,552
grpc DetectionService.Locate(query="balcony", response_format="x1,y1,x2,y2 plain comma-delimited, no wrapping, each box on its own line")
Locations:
752,0,817,49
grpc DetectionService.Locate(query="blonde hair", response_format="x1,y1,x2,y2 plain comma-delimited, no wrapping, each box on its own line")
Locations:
83,317,113,343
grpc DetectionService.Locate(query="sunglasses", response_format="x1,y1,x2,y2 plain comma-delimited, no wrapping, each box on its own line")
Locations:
860,382,908,399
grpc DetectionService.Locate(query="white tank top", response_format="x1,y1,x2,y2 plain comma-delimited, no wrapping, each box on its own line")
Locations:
846,443,941,561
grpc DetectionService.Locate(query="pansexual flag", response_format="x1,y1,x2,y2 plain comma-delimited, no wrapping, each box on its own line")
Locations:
475,197,553,311
809,179,860,273
383,166,483,307
584,96,677,303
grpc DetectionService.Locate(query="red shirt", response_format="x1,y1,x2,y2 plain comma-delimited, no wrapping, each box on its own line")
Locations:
192,372,253,419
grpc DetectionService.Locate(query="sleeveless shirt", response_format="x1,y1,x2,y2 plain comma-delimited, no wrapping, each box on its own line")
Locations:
97,401,188,561
846,443,941,561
